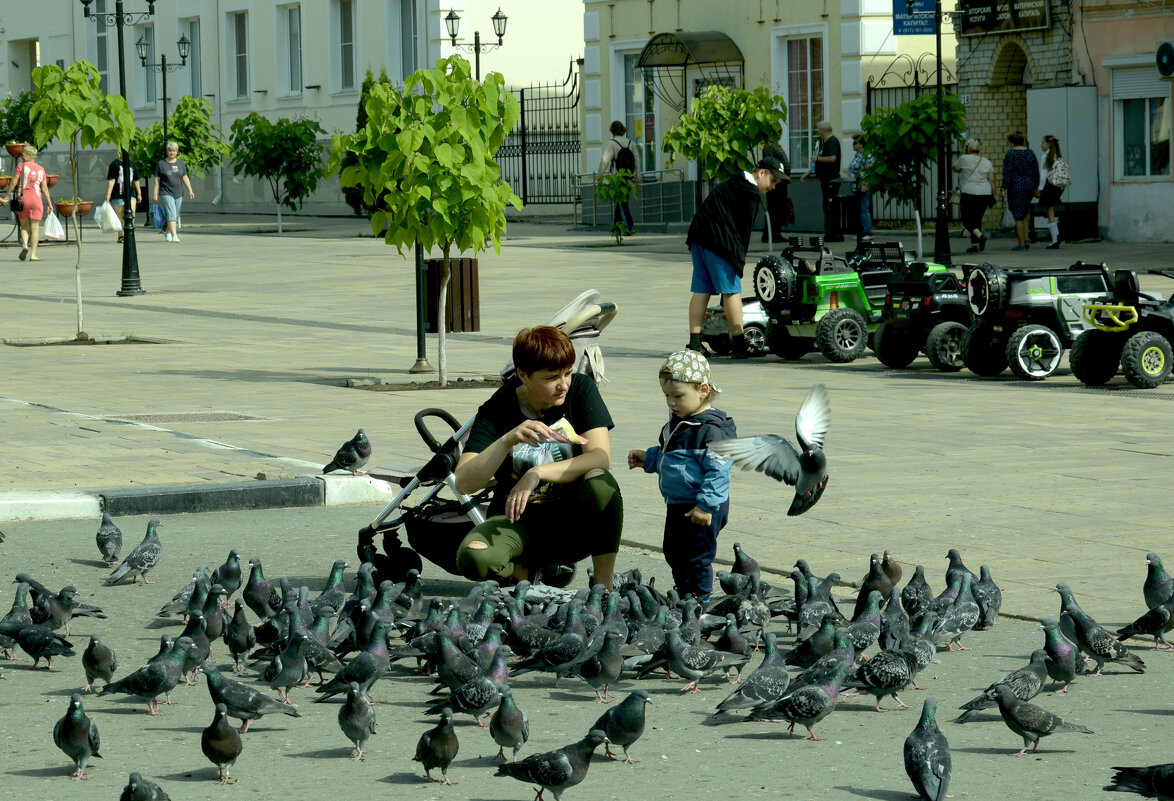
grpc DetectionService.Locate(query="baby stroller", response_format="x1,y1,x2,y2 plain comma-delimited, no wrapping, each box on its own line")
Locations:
357,290,619,584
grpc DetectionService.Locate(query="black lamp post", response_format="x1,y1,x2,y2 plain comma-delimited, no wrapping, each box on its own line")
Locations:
905,0,956,266
81,0,155,296
444,7,508,81
136,33,189,149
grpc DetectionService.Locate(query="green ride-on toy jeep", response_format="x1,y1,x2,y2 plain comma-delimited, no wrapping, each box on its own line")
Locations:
752,238,949,363
1072,269,1174,388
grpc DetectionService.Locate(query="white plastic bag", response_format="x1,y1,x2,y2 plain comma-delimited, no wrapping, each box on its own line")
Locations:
96,202,122,234
43,210,65,241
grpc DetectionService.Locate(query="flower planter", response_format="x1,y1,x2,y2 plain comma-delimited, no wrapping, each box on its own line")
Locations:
0,176,9,190
5,142,27,157
55,200,94,217
46,174,58,188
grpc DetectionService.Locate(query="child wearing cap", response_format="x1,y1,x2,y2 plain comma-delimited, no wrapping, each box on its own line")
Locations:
628,350,737,599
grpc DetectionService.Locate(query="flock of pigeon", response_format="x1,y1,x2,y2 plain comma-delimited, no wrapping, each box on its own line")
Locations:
4,509,1174,797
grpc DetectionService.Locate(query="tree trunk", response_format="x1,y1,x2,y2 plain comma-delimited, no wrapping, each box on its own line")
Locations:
437,245,452,387
276,203,283,234
70,136,84,338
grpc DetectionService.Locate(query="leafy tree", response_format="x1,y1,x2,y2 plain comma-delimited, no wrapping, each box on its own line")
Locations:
30,61,134,339
327,55,522,386
342,69,392,219
0,90,36,149
134,96,229,179
228,112,326,233
661,85,787,181
859,91,967,217
594,170,635,245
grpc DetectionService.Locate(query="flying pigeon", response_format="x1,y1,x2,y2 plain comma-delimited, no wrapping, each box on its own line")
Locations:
105,520,162,585
490,686,529,762
338,682,377,761
707,383,830,516
323,429,371,475
1105,763,1174,797
54,693,102,780
904,697,951,801
992,685,1094,756
592,689,651,763
119,772,171,801
415,707,459,785
202,703,243,783
95,511,122,565
495,729,608,800
198,662,301,733
82,634,117,693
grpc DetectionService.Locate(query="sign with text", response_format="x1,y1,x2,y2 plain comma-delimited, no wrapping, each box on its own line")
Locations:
959,0,1051,37
894,0,936,36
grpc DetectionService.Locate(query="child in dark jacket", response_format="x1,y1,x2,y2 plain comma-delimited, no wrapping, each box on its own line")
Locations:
628,350,736,599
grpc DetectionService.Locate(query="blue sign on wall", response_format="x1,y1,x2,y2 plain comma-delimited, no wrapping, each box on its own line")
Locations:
894,0,937,35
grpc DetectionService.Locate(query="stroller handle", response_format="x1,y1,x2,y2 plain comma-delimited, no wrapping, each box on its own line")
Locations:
414,408,464,453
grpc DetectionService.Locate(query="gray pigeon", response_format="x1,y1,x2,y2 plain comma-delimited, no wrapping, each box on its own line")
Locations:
415,707,459,784
425,646,511,725
82,634,117,692
99,637,193,715
120,772,171,801
845,640,919,712
105,519,162,585
1143,552,1174,610
314,618,391,703
901,565,933,620
638,628,749,693
592,689,651,763
973,564,1003,628
323,428,371,475
13,624,76,669
1056,582,1146,675
201,703,243,783
955,649,1048,723
211,550,243,599
198,662,300,733
748,658,850,740
992,685,1094,756
708,384,829,516
155,566,211,619
54,693,102,780
496,729,608,800
95,511,122,564
715,633,790,714
1105,763,1174,797
1041,618,1084,693
731,542,761,583
263,632,310,703
490,686,529,761
338,682,376,760
223,599,257,675
905,697,951,801
574,629,624,702
1117,600,1174,650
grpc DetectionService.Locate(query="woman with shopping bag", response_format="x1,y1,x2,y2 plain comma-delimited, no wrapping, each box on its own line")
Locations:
104,152,139,243
0,144,52,261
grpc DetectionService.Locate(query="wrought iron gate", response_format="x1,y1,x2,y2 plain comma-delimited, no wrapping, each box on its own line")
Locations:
496,62,581,204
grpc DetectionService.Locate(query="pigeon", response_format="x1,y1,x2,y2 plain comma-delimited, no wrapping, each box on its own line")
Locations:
0,581,35,658
338,682,376,761
708,383,830,516
211,550,243,600
574,629,625,702
637,628,749,693
202,703,243,783
263,632,309,703
991,685,1094,756
845,640,919,712
1105,763,1174,797
845,591,883,654
496,729,608,800
105,519,162,585
880,586,911,642
973,565,1003,628
1118,600,1174,650
1143,552,1174,610
854,554,892,619
224,599,257,674
715,633,790,714
14,624,75,669
901,565,933,620
415,707,459,784
310,559,350,617
314,618,391,703
242,558,274,620
592,689,651,763
95,511,122,564
490,686,529,761
177,612,212,681
1055,582,1146,675
198,662,301,733
1041,618,1084,693
156,567,211,619
54,693,102,780
39,586,100,635
731,542,761,583
82,634,117,692
747,658,850,740
786,614,838,669
905,697,951,801
120,772,171,801
323,428,371,475
955,649,1048,723
199,585,228,642
930,572,980,651
99,637,192,715
882,550,904,589
426,646,511,725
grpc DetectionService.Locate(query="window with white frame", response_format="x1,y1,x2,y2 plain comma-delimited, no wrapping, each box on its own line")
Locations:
185,19,202,100
91,0,110,94
399,0,418,81
277,5,302,95
621,53,656,172
1112,68,1171,178
232,11,249,99
786,36,824,172
137,25,156,107
334,0,356,92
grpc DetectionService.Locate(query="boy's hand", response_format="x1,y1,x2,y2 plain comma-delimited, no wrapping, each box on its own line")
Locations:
686,506,712,526
627,449,645,469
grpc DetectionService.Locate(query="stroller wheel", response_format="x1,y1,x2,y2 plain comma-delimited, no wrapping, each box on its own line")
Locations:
372,547,424,585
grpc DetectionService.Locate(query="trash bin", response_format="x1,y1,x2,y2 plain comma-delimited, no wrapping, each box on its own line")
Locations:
830,181,859,236
425,257,480,333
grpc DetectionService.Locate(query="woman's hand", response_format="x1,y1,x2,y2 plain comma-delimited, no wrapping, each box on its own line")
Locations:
505,470,541,523
627,449,645,469
509,419,558,448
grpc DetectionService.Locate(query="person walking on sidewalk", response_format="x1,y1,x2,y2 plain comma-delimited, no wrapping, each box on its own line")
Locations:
801,121,844,242
105,152,141,245
685,155,786,358
0,145,51,261
1000,131,1039,251
953,138,996,253
153,141,195,244
1037,135,1068,249
847,135,875,242
597,121,641,234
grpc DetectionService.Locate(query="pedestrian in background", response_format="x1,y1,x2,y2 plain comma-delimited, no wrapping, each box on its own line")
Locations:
153,141,195,244
801,120,843,242
105,152,141,245
597,120,641,235
847,134,874,243
760,141,792,244
1037,135,1068,249
953,137,996,253
0,144,51,261
1000,131,1039,251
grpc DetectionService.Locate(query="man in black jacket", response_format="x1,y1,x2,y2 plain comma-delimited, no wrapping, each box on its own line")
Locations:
801,120,844,242
686,155,786,358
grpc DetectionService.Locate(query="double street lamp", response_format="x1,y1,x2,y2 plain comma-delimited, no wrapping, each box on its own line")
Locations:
444,7,508,81
80,0,153,296
136,32,189,150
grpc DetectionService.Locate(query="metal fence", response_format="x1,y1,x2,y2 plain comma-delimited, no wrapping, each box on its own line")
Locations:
497,63,581,204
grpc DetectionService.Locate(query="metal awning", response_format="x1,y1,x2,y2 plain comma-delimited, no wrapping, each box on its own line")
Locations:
636,31,745,112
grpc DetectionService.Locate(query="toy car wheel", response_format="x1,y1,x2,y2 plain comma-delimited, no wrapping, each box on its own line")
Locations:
769,325,811,359
743,323,768,354
816,307,868,363
1006,324,1064,380
1069,330,1125,386
961,323,1008,376
925,321,968,371
704,336,732,355
872,321,920,368
1121,330,1173,388
754,256,796,314
967,263,1008,318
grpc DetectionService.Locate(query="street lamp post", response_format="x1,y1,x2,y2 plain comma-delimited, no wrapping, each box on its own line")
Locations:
444,7,508,81
136,34,189,150
81,0,155,297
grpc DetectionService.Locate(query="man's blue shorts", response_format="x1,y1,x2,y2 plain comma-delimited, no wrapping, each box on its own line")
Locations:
690,244,741,295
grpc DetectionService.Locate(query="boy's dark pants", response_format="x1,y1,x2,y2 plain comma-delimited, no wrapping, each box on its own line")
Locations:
662,500,729,598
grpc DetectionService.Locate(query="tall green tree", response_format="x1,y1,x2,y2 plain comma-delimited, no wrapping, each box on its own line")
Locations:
327,55,522,385
229,113,326,233
661,85,787,181
134,96,230,178
342,69,392,219
30,61,135,339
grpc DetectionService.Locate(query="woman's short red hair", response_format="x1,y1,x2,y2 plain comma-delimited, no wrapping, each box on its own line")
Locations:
513,325,576,374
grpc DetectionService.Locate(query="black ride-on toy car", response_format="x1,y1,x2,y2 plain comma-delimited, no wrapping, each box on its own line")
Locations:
1072,269,1174,388
873,266,972,371
962,261,1113,380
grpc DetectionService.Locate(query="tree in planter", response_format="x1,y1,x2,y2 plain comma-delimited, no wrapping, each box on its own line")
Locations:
30,61,134,340
135,96,230,179
594,170,636,245
858,91,967,222
228,113,326,233
326,55,522,386
661,85,787,182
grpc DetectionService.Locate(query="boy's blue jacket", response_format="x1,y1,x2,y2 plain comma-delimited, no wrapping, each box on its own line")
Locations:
642,407,737,514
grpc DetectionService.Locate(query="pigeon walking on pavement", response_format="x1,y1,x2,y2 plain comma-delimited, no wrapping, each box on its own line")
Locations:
955,649,1048,723
973,565,1003,628
201,703,243,783
338,682,377,761
715,633,790,714
99,638,193,715
707,383,830,516
54,693,102,780
901,566,933,621
323,429,371,475
119,772,171,801
415,707,459,785
495,729,608,800
1041,618,1085,693
1143,552,1174,610
95,511,122,565
490,686,529,762
224,599,257,674
1117,600,1174,650
105,520,162,585
991,685,1094,756
904,697,951,801
211,550,243,600
1055,583,1146,675
82,634,117,692
198,662,301,733
592,689,651,763
731,542,761,584
1105,763,1174,797
13,624,75,669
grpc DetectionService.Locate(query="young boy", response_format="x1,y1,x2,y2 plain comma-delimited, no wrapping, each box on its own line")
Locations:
628,350,737,599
